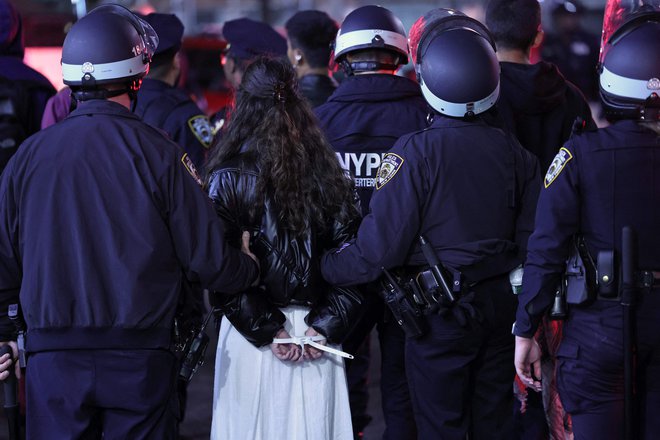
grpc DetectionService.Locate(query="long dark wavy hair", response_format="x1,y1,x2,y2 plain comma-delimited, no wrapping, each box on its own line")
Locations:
205,56,358,237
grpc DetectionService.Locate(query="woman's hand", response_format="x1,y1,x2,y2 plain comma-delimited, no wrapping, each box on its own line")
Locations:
270,329,301,362
303,327,325,361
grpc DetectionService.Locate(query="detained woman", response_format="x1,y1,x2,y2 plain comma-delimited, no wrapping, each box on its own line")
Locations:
206,56,362,440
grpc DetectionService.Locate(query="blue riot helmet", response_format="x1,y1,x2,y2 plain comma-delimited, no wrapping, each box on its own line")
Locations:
333,5,409,74
62,4,158,100
598,2,660,120
415,10,499,118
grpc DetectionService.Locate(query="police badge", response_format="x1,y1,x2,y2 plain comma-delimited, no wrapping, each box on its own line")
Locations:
544,147,573,188
376,153,404,190
188,115,213,148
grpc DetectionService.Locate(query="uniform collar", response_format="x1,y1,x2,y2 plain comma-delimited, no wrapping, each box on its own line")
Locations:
327,74,421,103
429,113,495,130
69,99,141,121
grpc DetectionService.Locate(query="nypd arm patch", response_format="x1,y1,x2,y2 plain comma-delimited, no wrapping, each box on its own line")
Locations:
181,153,203,187
375,153,404,190
544,147,573,188
188,115,213,148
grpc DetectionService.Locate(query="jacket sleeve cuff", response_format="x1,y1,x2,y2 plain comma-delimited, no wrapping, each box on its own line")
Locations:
511,311,540,338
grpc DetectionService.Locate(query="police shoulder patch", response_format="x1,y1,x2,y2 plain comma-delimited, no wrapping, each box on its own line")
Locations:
375,153,404,190
544,147,573,188
181,153,203,187
188,115,213,148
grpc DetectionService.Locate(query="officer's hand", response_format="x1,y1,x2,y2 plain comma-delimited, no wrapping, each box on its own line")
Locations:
303,327,325,361
514,336,542,392
0,341,20,380
270,329,302,363
241,231,260,286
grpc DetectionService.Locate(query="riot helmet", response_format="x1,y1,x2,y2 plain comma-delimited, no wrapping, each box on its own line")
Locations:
598,4,660,120
62,4,158,100
334,5,408,74
414,9,499,118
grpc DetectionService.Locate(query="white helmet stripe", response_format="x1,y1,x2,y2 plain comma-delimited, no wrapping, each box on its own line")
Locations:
600,66,660,100
335,29,408,55
62,53,147,83
420,80,500,117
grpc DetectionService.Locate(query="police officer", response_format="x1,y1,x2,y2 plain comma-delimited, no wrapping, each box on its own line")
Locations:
134,13,212,172
321,11,540,439
315,5,429,439
0,0,55,171
0,5,258,439
211,17,287,133
514,8,660,439
284,10,338,108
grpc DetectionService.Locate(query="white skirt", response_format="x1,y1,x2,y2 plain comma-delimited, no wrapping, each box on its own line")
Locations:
210,305,354,440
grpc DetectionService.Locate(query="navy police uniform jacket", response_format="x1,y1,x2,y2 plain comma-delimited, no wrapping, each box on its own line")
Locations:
315,74,429,216
135,78,213,171
514,120,660,337
0,99,258,351
321,115,540,287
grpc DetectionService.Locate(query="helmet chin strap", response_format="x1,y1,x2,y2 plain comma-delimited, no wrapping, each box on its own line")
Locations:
340,59,398,76
71,78,142,108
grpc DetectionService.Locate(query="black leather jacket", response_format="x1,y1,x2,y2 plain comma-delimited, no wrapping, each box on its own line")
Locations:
207,151,364,347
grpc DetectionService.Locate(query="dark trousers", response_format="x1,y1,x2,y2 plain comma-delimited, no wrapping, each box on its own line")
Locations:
26,349,178,440
556,291,660,440
342,293,417,440
405,277,516,440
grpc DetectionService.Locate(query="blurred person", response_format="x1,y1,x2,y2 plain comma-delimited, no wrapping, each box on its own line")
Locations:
0,0,55,171
486,0,595,170
134,12,212,171
542,0,600,102
315,6,429,439
40,86,72,128
321,9,540,439
514,7,660,440
285,10,338,107
205,56,363,440
0,5,258,439
211,18,286,134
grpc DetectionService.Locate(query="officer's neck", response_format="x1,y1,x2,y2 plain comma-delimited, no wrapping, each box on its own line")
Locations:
107,93,132,109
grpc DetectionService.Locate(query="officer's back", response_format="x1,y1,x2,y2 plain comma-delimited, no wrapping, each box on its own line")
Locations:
0,7,258,439
321,11,540,440
314,6,428,440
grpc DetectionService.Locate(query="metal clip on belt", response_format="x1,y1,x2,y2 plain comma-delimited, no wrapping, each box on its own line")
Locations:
637,270,660,288
272,335,354,359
